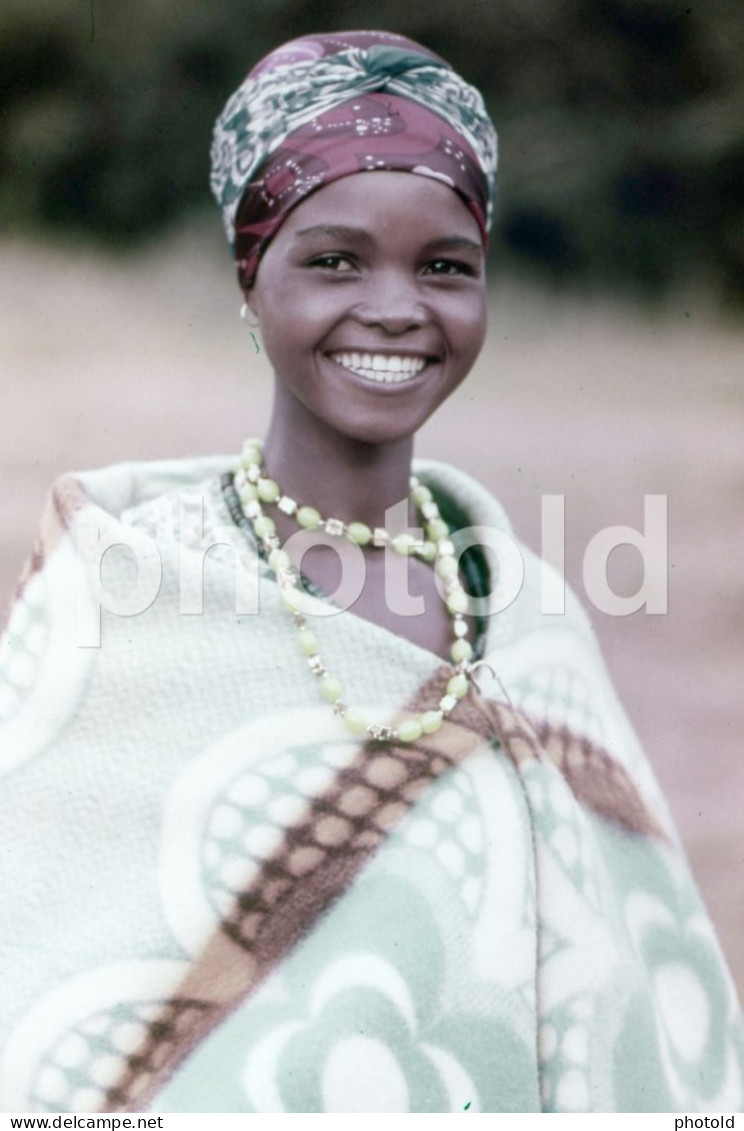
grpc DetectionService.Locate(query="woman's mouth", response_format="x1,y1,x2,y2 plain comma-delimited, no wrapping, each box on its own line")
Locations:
327,351,429,384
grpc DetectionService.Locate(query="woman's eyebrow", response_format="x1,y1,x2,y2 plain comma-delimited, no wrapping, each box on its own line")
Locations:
424,236,483,254
294,224,372,242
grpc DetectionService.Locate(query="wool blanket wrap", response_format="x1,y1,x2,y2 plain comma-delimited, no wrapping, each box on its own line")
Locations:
0,456,741,1114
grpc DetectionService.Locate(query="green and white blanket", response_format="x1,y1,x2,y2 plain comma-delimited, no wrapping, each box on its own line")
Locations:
0,456,741,1113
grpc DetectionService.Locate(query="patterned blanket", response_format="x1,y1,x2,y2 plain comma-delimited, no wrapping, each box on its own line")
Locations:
0,456,741,1113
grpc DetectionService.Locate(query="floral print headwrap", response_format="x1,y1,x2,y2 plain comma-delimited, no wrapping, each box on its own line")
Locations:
210,31,498,288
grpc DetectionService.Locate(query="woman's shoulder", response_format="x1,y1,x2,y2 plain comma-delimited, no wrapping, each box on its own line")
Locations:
37,454,240,552
4,455,247,630
69,454,234,522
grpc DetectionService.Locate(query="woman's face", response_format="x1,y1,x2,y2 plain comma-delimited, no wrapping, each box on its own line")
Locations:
246,171,487,446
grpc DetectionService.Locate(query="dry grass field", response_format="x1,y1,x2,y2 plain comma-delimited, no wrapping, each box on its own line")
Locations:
1,228,742,999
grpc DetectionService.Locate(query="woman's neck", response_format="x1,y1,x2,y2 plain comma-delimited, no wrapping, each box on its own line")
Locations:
261,396,416,530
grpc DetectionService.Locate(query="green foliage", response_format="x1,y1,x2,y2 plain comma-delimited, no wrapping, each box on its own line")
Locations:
1,0,743,305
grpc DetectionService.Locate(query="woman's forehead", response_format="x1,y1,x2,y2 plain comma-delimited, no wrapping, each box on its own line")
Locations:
279,171,484,243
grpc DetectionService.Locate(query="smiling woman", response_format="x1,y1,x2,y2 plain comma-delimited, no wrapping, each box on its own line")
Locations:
0,30,742,1117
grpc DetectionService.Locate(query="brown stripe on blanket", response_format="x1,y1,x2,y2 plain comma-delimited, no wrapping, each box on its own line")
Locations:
466,691,668,839
533,718,668,841
101,667,665,1112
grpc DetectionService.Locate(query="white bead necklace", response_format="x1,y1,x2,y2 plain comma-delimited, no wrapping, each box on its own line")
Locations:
233,437,475,744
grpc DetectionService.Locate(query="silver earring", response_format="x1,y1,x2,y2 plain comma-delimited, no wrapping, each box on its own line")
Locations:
240,303,259,328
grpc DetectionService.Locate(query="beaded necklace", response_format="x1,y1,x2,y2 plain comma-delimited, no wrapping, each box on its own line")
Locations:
231,437,477,744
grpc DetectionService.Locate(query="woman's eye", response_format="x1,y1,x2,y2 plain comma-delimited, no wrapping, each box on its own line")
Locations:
425,258,475,277
308,253,356,272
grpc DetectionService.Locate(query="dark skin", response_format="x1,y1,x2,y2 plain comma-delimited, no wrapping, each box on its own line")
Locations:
245,172,488,660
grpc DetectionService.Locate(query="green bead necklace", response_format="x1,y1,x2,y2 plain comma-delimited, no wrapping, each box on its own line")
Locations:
233,437,475,743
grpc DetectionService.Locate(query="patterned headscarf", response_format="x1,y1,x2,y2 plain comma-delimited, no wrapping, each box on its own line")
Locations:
210,31,498,288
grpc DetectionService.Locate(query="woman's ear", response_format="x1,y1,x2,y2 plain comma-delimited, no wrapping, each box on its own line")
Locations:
240,290,260,328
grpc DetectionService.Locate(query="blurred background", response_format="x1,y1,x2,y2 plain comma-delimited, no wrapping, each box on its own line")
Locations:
1,0,742,996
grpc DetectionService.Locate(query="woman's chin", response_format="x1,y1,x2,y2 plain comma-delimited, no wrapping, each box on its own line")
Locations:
322,411,429,448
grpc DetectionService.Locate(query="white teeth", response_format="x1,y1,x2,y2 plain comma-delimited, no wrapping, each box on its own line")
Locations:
329,352,428,383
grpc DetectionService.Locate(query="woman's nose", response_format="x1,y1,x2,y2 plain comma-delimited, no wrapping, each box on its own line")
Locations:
353,273,428,334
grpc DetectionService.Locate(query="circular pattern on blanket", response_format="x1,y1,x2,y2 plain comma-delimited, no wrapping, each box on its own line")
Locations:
519,760,601,911
159,709,364,955
31,999,209,1112
400,765,486,914
160,708,500,958
654,962,710,1061
621,890,743,1110
224,879,535,1113
536,993,597,1113
0,960,191,1113
515,663,605,745
240,976,474,1113
202,750,339,928
555,1067,589,1111
0,574,49,727
0,548,94,777
321,1035,411,1112
142,867,540,1112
